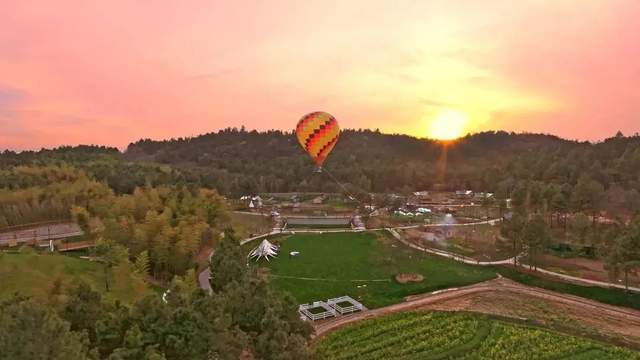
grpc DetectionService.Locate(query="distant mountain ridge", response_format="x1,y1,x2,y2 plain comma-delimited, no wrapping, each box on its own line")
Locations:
121,128,640,197
2,129,639,200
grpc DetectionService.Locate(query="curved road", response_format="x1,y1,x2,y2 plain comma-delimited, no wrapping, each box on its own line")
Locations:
386,228,521,266
388,228,640,292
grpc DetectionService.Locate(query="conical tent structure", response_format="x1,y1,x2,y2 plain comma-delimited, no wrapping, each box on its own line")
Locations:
248,239,279,261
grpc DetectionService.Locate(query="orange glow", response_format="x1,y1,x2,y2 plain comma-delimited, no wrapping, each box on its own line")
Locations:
428,110,468,140
1,2,639,150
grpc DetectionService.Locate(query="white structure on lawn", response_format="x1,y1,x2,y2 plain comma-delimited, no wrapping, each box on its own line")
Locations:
298,301,336,321
327,296,366,315
248,239,279,261
298,295,366,321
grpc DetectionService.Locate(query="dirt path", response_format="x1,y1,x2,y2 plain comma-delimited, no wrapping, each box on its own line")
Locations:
313,277,640,347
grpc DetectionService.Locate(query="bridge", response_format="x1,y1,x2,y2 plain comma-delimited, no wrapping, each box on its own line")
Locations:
56,240,96,252
0,222,84,247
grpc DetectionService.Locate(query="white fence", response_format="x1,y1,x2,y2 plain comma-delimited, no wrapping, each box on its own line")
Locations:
327,296,366,315
299,296,366,321
299,301,337,321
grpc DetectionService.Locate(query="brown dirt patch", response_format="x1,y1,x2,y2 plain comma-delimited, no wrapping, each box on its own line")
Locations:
395,273,424,284
540,254,640,286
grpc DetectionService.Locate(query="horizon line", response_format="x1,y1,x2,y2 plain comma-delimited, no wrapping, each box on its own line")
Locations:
2,128,638,154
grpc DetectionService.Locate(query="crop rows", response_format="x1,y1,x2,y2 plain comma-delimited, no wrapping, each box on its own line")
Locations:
315,311,640,360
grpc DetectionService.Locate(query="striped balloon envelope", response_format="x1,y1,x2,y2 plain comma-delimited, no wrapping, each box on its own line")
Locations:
295,111,340,167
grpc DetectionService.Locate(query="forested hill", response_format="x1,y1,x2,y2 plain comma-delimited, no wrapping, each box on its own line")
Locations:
2,129,640,209
124,128,640,198
0,145,201,194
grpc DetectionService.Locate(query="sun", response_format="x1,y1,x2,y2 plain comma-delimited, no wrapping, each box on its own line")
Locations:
428,109,468,140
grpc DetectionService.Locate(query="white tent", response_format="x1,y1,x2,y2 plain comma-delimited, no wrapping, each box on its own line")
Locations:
248,239,279,261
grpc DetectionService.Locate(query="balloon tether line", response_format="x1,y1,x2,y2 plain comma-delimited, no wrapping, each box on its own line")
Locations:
318,166,361,204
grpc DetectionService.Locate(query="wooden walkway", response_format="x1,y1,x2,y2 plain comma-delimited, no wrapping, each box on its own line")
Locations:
56,240,96,252
0,222,83,247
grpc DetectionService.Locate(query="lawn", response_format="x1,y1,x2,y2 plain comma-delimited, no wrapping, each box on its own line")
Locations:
315,311,638,359
0,252,150,304
228,212,272,239
285,223,352,229
495,266,640,311
257,231,496,308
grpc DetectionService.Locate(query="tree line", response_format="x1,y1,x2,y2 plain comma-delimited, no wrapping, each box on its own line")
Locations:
0,145,201,194
122,129,638,194
501,180,640,289
0,164,227,281
0,231,312,359
3,130,640,221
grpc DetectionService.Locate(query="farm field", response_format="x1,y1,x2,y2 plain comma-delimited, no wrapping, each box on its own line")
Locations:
0,252,150,304
315,311,639,359
257,231,496,308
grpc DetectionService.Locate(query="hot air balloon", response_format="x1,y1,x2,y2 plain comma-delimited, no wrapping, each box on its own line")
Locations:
295,111,340,169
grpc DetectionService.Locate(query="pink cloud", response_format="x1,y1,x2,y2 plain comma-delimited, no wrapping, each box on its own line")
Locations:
0,1,639,150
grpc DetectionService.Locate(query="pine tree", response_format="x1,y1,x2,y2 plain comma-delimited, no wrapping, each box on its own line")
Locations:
133,250,151,276
0,297,93,360
92,239,129,292
209,230,246,293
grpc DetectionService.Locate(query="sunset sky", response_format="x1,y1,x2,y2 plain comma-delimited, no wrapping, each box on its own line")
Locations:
1,1,639,150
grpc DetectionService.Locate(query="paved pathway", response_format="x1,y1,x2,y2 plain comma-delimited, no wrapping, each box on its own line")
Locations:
532,265,640,292
387,228,640,292
198,267,213,294
198,232,277,293
386,228,520,266
385,218,502,230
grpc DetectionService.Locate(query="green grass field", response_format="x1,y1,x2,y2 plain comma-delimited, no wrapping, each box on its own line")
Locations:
315,311,639,359
0,252,150,304
258,231,496,308
285,223,352,229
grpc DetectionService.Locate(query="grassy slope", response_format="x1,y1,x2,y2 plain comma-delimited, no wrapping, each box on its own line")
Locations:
228,212,271,239
495,266,640,310
315,311,639,360
0,252,150,304
261,231,496,308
